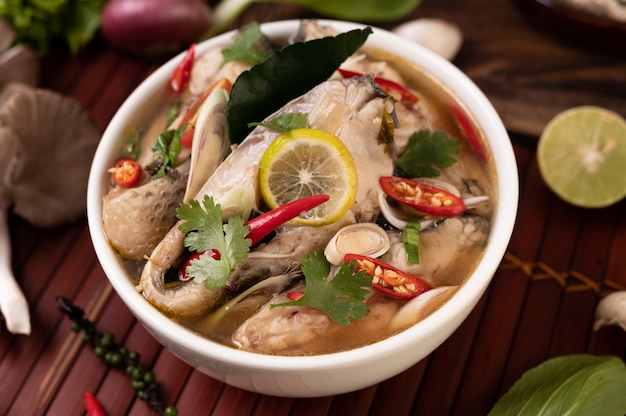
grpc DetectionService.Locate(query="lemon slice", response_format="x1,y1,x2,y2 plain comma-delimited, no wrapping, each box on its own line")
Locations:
259,128,357,225
537,106,626,208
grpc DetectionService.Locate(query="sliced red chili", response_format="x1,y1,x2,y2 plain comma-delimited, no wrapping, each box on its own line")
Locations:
179,124,195,148
286,291,304,301
179,249,220,281
169,43,196,94
448,105,487,161
345,254,431,300
109,158,141,188
379,176,466,217
338,68,419,103
83,391,106,416
245,194,330,246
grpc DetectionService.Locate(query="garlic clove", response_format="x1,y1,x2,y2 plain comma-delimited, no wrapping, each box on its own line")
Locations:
393,18,463,61
594,291,626,331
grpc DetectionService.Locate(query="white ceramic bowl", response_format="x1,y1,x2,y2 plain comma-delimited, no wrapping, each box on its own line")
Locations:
87,20,518,397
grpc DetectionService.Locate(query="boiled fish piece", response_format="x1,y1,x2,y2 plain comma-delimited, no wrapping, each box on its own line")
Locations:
382,215,490,287
232,282,399,355
138,76,393,317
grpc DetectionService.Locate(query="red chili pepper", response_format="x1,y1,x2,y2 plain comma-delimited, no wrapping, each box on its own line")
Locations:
169,44,196,94
379,176,466,217
345,254,431,300
286,291,304,300
178,195,329,280
179,124,195,148
109,158,141,188
448,105,487,161
83,391,106,416
245,194,330,246
338,68,419,103
178,78,232,148
179,249,220,281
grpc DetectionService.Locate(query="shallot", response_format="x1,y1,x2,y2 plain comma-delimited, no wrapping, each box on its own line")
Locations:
101,0,212,55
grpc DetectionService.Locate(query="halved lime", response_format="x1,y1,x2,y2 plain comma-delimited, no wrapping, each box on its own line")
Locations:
259,128,357,225
537,106,626,208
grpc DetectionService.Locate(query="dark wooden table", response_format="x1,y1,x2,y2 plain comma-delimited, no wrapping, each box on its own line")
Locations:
3,0,626,414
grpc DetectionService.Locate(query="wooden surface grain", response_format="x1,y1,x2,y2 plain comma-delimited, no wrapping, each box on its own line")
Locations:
2,0,626,415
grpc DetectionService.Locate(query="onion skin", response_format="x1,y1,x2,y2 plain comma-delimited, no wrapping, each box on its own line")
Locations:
101,0,212,56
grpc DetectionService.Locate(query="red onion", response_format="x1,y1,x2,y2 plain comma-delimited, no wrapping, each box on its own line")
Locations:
101,0,212,56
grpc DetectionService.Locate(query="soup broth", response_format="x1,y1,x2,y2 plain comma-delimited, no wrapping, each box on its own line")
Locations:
106,23,496,356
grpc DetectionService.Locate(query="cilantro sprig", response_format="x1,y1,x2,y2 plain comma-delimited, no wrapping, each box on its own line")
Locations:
145,125,186,178
176,196,251,289
221,22,271,66
396,130,460,178
272,250,372,325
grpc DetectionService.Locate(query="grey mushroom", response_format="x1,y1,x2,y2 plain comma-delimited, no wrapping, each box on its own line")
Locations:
0,82,100,334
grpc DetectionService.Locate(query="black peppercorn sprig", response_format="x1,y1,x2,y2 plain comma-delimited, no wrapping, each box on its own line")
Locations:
56,296,178,416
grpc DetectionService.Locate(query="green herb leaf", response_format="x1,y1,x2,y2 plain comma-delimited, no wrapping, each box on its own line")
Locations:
0,0,105,55
402,219,420,264
271,250,372,325
248,113,308,133
489,354,626,416
221,22,270,66
166,97,182,127
378,96,396,154
285,0,422,22
176,196,251,288
209,0,421,36
227,27,372,144
396,130,460,178
146,125,185,178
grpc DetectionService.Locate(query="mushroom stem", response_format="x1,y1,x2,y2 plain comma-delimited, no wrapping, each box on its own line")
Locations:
0,207,31,335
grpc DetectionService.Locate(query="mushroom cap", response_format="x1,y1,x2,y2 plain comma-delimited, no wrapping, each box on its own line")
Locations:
0,83,101,227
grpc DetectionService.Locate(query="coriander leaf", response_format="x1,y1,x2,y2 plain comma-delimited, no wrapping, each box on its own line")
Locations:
145,125,184,178
227,27,372,144
489,354,626,416
248,113,308,133
271,250,372,325
402,219,420,264
223,216,252,265
221,22,270,66
396,130,460,178
185,254,231,289
176,196,251,288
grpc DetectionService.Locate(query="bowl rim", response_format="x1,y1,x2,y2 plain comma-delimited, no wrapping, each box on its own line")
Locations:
87,19,518,371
